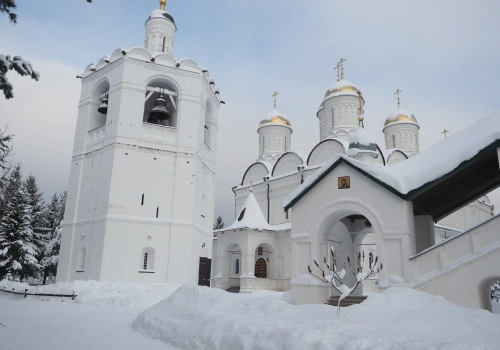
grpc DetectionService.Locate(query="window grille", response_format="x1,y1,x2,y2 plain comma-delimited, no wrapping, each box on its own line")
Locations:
143,253,149,270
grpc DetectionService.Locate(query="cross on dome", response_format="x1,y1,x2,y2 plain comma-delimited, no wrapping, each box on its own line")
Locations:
334,58,346,82
394,89,402,108
442,129,449,138
272,91,279,109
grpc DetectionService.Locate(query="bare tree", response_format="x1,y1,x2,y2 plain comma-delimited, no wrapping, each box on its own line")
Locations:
308,247,382,319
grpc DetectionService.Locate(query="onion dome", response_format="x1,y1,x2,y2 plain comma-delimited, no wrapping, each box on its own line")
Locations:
259,109,291,128
384,108,418,128
348,127,378,151
324,79,362,100
147,9,177,30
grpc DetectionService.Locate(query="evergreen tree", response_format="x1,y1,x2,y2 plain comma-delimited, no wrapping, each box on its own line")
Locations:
25,174,48,279
0,125,13,183
40,191,66,283
0,0,17,23
213,215,225,230
0,165,41,280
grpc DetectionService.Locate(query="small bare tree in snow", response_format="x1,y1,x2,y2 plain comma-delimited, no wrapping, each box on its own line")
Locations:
308,247,382,319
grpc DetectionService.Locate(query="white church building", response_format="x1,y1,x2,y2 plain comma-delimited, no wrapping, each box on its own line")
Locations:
211,60,500,310
57,1,221,285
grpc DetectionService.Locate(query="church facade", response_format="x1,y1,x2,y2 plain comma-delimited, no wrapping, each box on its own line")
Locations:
57,2,222,285
211,61,495,301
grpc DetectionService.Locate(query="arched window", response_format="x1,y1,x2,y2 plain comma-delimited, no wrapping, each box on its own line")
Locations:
143,78,179,127
369,252,374,269
78,247,86,271
235,259,240,275
162,36,167,53
255,258,267,278
140,247,155,271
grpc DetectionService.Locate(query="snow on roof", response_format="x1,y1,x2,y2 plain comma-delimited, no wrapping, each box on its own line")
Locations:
328,79,360,94
259,109,291,128
349,127,378,148
284,112,500,209
223,192,289,231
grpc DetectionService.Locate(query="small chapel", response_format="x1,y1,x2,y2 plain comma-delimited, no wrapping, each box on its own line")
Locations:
211,58,500,309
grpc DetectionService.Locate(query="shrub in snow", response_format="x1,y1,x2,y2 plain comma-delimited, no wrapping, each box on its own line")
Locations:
308,247,382,319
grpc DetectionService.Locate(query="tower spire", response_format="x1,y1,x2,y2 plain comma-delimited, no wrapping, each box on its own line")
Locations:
160,0,166,10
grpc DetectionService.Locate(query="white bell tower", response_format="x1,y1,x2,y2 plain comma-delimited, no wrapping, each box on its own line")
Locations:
57,1,222,285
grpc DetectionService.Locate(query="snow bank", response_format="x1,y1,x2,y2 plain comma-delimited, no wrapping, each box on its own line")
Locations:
133,285,500,350
0,279,180,308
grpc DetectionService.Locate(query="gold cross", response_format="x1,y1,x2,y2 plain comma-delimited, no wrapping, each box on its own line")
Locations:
394,89,402,108
272,91,279,109
442,129,449,138
160,0,166,10
338,58,346,80
334,63,341,82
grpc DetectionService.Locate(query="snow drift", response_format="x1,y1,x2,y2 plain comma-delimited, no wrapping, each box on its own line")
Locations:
0,279,180,308
133,285,500,350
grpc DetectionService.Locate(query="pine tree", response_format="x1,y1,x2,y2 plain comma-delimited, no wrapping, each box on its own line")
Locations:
213,215,225,230
0,0,17,23
0,165,41,280
40,191,66,283
25,174,49,280
0,125,13,184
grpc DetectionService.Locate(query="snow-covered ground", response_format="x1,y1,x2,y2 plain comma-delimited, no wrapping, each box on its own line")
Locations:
1,280,500,350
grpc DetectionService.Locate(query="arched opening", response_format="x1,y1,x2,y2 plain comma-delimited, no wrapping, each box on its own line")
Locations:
319,211,378,297
88,80,110,131
204,100,213,148
255,258,267,278
143,78,179,127
77,247,86,271
140,247,155,271
221,243,241,292
254,243,274,279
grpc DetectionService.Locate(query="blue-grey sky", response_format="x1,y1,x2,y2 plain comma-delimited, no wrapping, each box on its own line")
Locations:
1,0,500,225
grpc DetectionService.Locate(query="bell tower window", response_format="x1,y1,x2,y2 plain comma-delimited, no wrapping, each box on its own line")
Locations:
143,79,179,127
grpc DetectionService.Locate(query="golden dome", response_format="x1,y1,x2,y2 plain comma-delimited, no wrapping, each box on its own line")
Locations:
324,79,362,99
259,110,291,127
384,109,418,127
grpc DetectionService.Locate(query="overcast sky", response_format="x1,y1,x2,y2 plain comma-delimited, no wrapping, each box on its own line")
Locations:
1,0,499,226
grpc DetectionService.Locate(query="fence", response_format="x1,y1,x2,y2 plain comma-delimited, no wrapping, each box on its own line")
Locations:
0,286,77,300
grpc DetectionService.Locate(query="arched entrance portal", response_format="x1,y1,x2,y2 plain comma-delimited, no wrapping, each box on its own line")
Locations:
322,212,378,297
221,243,241,292
255,258,267,278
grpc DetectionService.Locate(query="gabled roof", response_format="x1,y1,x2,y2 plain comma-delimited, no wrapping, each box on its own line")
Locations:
284,113,500,219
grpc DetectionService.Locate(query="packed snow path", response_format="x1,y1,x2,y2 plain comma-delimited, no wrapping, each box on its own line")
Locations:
0,295,179,350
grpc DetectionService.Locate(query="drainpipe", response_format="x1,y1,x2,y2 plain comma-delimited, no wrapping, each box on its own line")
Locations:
264,176,270,223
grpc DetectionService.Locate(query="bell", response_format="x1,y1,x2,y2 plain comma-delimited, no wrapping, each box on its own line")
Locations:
97,94,109,115
148,94,170,123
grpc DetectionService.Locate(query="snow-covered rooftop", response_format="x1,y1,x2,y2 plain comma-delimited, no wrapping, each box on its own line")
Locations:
285,112,500,209
222,191,290,231
348,127,378,149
